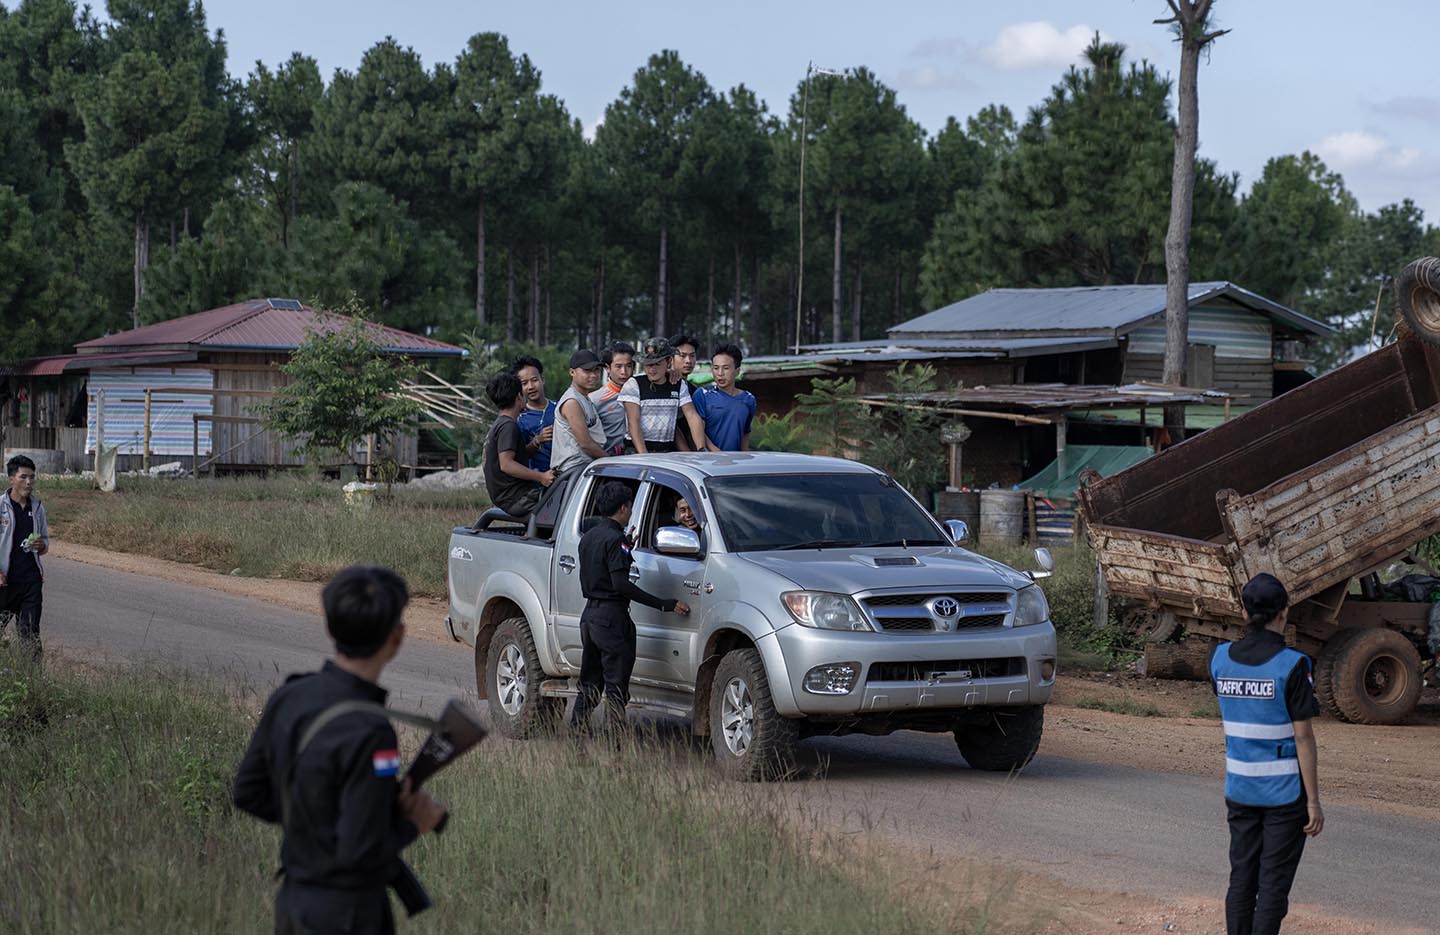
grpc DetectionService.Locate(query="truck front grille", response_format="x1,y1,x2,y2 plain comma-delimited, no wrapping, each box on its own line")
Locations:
860,592,1012,633
869,657,1026,683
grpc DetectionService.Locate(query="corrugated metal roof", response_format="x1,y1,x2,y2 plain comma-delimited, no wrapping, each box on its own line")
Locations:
16,350,199,376
888,282,1332,338
75,299,465,357
864,382,1228,413
793,335,1119,359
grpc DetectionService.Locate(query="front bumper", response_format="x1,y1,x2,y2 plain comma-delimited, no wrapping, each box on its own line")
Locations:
768,621,1057,717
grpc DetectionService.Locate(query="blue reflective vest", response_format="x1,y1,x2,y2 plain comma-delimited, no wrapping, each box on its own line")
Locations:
1211,642,1306,806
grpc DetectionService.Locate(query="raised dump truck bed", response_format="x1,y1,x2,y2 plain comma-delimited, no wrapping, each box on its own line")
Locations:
1079,306,1440,725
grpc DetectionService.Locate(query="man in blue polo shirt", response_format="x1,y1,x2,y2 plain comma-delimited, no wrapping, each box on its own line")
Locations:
512,355,556,471
692,343,756,452
1210,573,1323,935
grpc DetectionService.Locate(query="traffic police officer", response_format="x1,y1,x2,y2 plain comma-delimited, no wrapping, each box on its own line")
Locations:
1210,573,1324,935
569,481,690,731
233,566,447,935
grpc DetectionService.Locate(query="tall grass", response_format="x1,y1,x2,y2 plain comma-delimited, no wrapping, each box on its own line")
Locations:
43,475,486,598
0,651,994,934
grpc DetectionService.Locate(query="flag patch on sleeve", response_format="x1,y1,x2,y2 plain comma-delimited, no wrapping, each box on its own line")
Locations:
372,749,400,777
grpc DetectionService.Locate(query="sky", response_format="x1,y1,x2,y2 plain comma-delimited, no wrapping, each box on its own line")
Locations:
75,0,1440,220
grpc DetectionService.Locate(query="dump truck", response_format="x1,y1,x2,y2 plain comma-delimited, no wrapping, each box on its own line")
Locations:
1077,258,1440,726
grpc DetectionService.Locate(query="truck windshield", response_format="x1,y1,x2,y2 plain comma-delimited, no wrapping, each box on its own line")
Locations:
706,473,949,552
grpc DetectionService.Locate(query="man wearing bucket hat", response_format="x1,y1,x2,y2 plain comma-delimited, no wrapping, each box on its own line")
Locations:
618,337,708,454
1209,573,1323,935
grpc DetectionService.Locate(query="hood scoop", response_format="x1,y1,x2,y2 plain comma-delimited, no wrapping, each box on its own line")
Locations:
868,555,921,568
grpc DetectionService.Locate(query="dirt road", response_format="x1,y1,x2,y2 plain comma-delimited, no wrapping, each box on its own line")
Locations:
36,548,1440,935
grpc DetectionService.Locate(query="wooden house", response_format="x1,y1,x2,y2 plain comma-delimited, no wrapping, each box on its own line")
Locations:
7,298,466,473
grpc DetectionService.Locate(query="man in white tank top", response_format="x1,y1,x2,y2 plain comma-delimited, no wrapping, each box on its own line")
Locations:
551,349,610,474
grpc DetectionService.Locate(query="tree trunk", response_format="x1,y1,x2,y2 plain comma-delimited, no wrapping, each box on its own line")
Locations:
543,244,552,344
1161,0,1225,445
852,262,862,341
183,206,189,239
475,195,486,327
893,257,902,321
505,246,516,342
170,218,177,251
706,254,715,347
132,210,148,329
732,241,742,337
592,254,605,349
750,253,762,354
656,222,669,337
831,202,843,343
529,250,540,342
287,140,298,246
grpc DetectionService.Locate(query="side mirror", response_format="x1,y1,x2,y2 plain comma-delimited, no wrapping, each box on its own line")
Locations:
944,519,971,546
1029,547,1055,580
655,525,703,557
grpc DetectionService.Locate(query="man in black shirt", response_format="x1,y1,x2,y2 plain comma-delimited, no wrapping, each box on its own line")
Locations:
484,373,556,518
233,566,447,935
0,455,49,659
569,481,690,732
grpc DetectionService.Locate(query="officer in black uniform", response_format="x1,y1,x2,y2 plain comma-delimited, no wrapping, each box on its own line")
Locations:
1210,574,1324,935
233,566,447,935
569,481,690,731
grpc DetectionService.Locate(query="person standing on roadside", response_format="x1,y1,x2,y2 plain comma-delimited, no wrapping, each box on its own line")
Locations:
233,565,448,935
691,343,756,452
620,337,707,454
483,373,556,518
1210,573,1323,935
550,349,610,474
569,481,689,732
0,455,48,659
512,355,556,471
590,342,635,456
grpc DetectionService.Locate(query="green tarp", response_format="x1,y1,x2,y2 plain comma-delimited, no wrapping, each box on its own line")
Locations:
1020,444,1151,500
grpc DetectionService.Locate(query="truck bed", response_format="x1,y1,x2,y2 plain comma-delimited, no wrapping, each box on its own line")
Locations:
1079,335,1440,619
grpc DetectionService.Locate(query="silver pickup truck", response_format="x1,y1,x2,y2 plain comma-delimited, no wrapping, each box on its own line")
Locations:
446,452,1057,779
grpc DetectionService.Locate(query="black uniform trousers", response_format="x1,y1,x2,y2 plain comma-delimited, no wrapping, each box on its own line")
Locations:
570,601,636,729
1224,797,1308,935
274,879,394,935
0,578,43,657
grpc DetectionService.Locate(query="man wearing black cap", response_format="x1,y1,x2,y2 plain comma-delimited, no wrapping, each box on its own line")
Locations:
551,349,609,474
618,336,708,454
233,566,447,935
1209,573,1323,935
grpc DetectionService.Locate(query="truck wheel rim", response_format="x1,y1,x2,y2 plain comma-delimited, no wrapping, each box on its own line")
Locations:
720,677,755,756
1365,653,1406,705
497,642,527,716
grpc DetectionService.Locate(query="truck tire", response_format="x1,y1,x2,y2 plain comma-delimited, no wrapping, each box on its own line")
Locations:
1313,627,1365,720
1329,628,1424,725
1395,256,1440,346
709,648,799,781
953,705,1044,772
484,617,562,739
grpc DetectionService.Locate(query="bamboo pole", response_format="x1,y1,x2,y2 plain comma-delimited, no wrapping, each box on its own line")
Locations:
854,397,1053,426
143,389,152,473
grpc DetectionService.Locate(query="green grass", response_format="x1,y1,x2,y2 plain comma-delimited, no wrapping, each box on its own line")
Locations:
0,650,998,934
1073,697,1165,718
42,474,487,598
1188,700,1222,719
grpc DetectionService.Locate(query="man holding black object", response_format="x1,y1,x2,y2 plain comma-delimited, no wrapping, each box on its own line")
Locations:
233,566,447,934
569,481,690,733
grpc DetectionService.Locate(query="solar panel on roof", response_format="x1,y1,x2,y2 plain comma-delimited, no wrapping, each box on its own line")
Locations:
266,298,303,310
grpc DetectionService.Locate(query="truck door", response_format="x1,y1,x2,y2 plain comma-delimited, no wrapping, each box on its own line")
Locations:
628,475,708,688
552,470,643,670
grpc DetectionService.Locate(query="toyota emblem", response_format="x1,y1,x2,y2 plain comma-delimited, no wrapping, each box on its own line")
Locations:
929,597,960,618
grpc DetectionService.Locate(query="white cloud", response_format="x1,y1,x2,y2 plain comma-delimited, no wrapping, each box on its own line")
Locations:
981,22,1100,71
1315,130,1421,172
894,64,974,93
583,113,604,143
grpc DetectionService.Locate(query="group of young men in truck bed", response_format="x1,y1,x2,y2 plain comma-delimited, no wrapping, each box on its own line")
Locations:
481,334,755,519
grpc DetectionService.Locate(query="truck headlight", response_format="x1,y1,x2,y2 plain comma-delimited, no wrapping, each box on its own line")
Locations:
1013,585,1050,627
781,591,873,632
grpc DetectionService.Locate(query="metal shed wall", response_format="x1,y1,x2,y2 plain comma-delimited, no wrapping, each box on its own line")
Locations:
86,369,214,455
1125,302,1273,359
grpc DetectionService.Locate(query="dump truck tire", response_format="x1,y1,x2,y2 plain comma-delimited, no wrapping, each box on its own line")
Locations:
1313,627,1365,720
1329,628,1423,725
1395,256,1440,346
